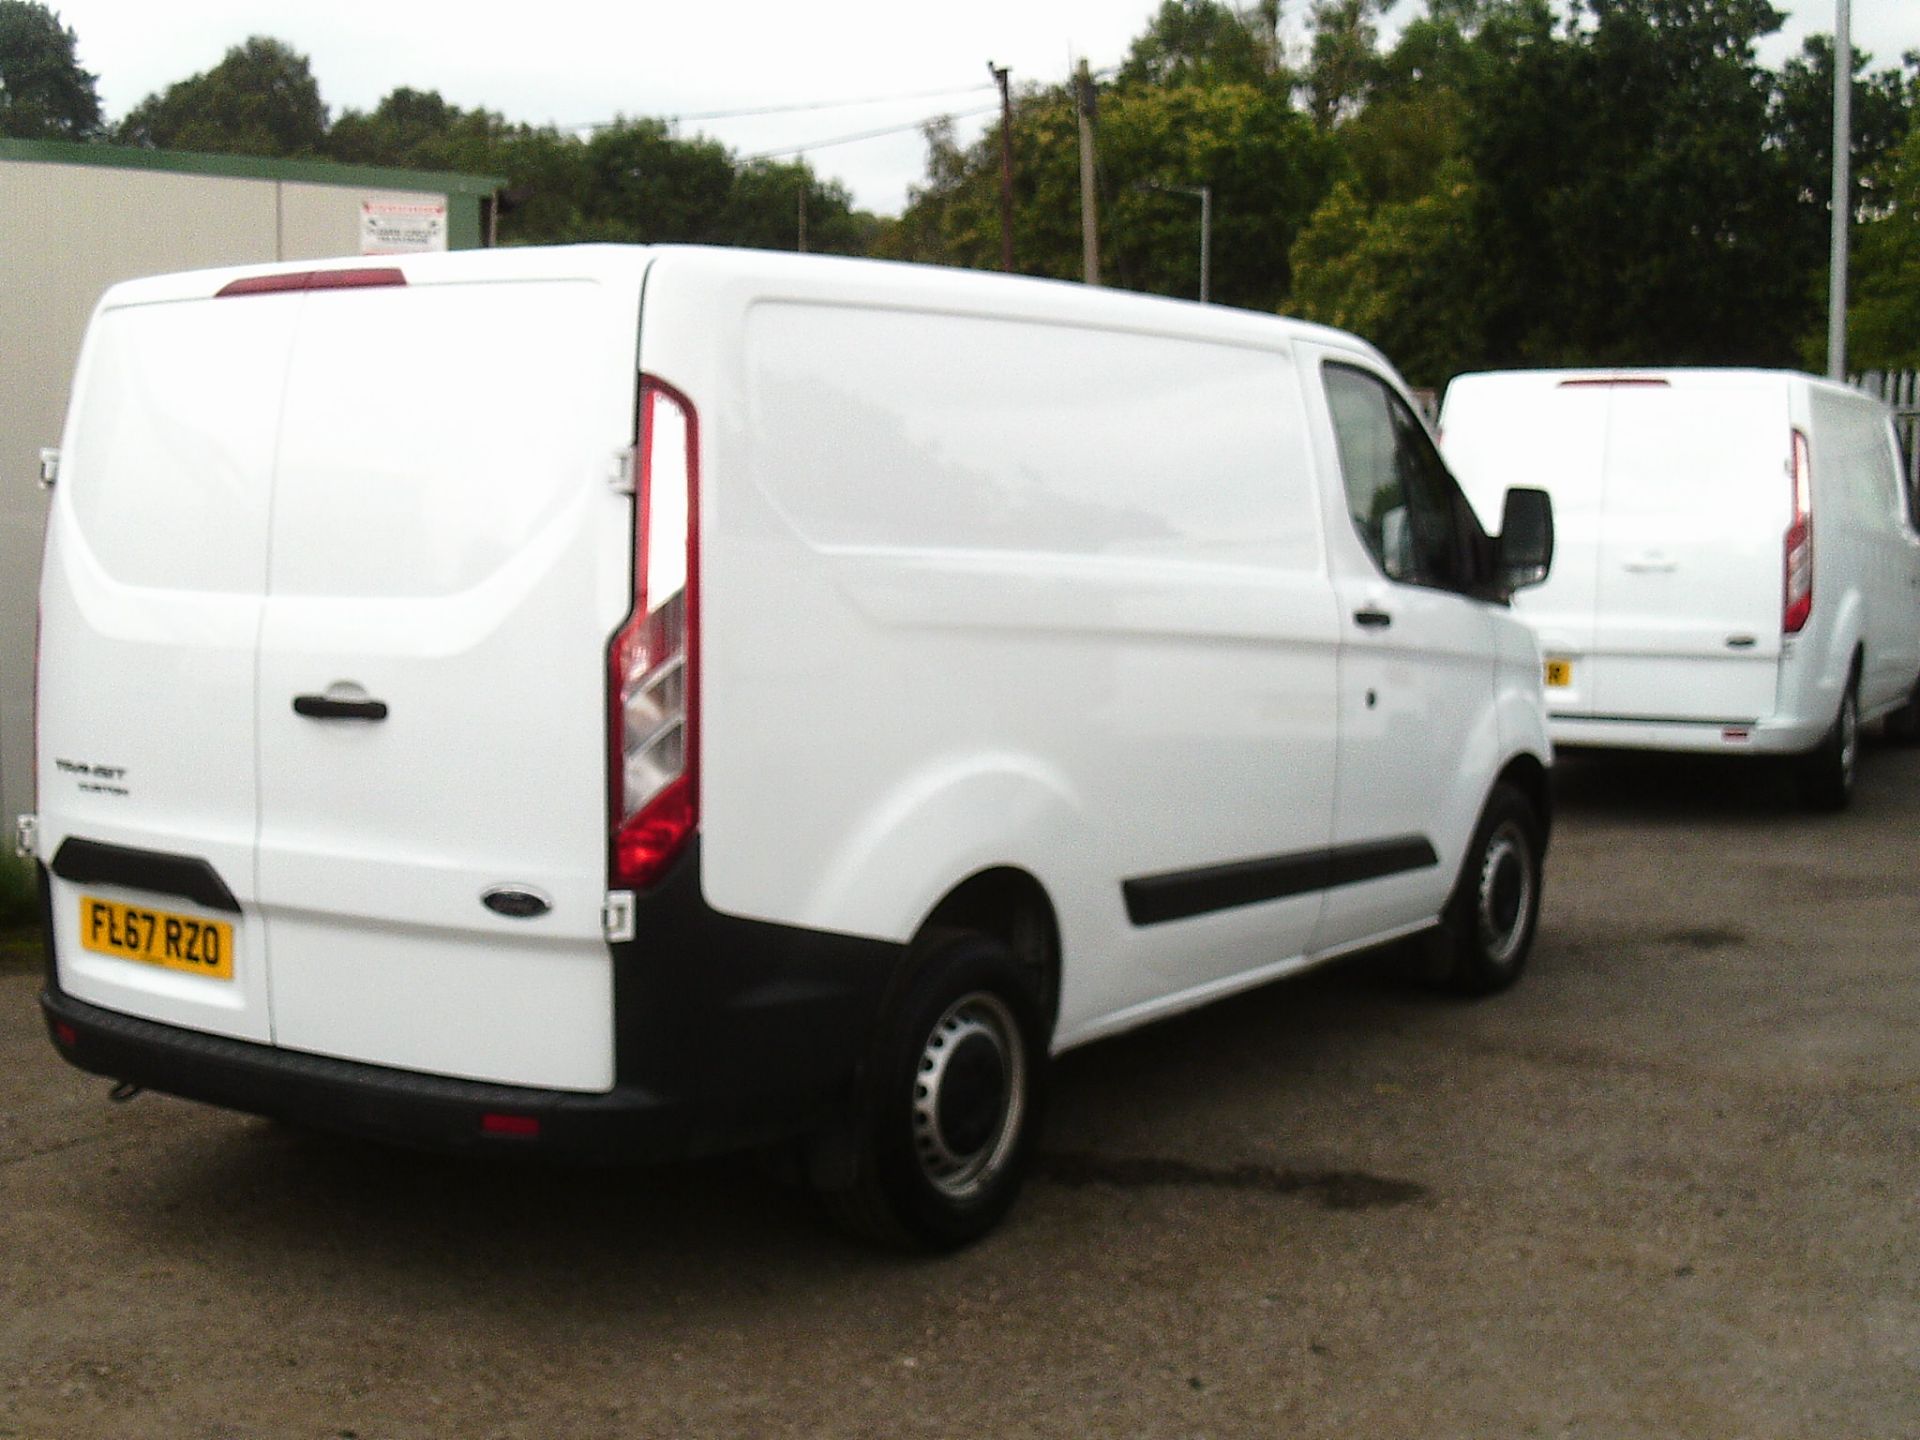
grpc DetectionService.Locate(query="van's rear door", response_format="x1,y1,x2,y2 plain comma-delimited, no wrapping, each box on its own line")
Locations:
1590,379,1788,722
38,288,294,1044
253,269,640,1091
1443,374,1610,718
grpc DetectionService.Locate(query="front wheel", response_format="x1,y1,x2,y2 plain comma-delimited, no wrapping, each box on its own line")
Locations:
1423,783,1544,997
816,931,1048,1250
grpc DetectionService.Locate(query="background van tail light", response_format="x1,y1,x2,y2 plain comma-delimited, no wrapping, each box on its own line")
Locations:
609,378,698,890
1784,427,1812,634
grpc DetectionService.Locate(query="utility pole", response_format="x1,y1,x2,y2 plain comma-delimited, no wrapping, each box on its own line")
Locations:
797,181,808,254
989,61,1014,273
1075,59,1101,286
1198,184,1211,305
1827,0,1852,380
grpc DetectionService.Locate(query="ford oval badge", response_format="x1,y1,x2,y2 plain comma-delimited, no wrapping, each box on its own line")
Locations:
483,886,552,919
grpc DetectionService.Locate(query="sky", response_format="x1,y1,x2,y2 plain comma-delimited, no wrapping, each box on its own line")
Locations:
41,0,1920,216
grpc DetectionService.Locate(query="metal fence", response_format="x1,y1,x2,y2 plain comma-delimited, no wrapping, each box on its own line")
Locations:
1852,370,1920,502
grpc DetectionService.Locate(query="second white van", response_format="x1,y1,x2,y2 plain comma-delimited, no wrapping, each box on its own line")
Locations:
24,246,1556,1248
1441,368,1920,808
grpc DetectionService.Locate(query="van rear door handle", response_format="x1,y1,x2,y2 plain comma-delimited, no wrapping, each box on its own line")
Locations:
1353,609,1393,629
293,695,389,721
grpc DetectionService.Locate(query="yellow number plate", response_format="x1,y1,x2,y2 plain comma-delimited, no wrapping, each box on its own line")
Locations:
79,896,234,981
1544,659,1573,687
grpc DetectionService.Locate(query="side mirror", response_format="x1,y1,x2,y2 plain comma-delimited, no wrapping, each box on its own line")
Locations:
1496,487,1554,597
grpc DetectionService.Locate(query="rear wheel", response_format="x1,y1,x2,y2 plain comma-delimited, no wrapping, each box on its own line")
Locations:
816,931,1047,1250
1422,783,1543,997
1795,680,1858,811
1883,677,1920,745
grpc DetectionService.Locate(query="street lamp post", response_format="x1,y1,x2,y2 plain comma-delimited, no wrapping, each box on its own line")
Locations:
1142,182,1212,304
1828,0,1852,381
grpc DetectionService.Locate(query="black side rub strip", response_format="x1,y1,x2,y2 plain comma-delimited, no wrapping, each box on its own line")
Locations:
1123,836,1438,926
50,838,242,914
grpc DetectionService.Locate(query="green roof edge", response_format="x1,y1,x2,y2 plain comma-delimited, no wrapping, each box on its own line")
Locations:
0,136,502,197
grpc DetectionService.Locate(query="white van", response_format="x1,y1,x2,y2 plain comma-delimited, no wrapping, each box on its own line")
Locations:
22,246,1554,1248
1440,369,1920,809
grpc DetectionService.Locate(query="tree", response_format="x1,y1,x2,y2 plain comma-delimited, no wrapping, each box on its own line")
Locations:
1118,0,1287,91
1288,165,1483,386
328,86,488,170
1461,0,1801,367
0,1,100,138
1847,124,1920,370
116,37,327,157
1769,37,1917,362
1303,0,1392,128
724,158,879,256
879,78,1332,311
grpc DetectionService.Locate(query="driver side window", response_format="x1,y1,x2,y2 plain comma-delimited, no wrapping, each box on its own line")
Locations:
1324,363,1474,592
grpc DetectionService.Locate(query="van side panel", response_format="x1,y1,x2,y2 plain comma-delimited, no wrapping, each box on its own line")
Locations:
647,260,1341,1043
38,296,296,1044
1805,387,1920,719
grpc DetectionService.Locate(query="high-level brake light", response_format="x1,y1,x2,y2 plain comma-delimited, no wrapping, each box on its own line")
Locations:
609,378,698,890
215,268,406,298
1554,377,1671,388
1784,428,1813,635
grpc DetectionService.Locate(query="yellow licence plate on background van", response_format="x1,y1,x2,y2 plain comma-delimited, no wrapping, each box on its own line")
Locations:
1544,659,1573,687
79,896,234,980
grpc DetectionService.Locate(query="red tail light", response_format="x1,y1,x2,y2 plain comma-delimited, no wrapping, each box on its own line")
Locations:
1784,427,1812,634
609,377,698,890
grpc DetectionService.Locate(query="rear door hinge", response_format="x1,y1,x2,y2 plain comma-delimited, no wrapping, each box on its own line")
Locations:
13,813,38,859
607,445,636,495
602,890,636,943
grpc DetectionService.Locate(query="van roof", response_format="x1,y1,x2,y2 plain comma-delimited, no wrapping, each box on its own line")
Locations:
95,243,1389,365
1443,366,1874,407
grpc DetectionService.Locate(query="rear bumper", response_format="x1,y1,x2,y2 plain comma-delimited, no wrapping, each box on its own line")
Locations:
1549,714,1825,755
37,843,906,1163
41,982,696,1160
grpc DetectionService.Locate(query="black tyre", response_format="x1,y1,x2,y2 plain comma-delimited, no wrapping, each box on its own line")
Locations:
1883,678,1920,745
817,931,1048,1251
1424,783,1543,997
1794,680,1858,812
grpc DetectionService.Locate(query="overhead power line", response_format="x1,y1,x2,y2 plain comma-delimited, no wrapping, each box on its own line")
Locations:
744,103,1001,161
567,82,998,132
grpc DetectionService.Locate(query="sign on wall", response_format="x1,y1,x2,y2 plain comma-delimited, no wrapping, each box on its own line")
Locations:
360,199,448,255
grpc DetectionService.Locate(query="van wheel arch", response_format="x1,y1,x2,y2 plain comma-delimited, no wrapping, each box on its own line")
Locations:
906,867,1061,1036
1495,753,1552,852
1795,650,1863,811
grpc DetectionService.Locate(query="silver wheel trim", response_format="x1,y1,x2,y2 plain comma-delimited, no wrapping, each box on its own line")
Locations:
911,991,1027,1202
1475,821,1534,968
